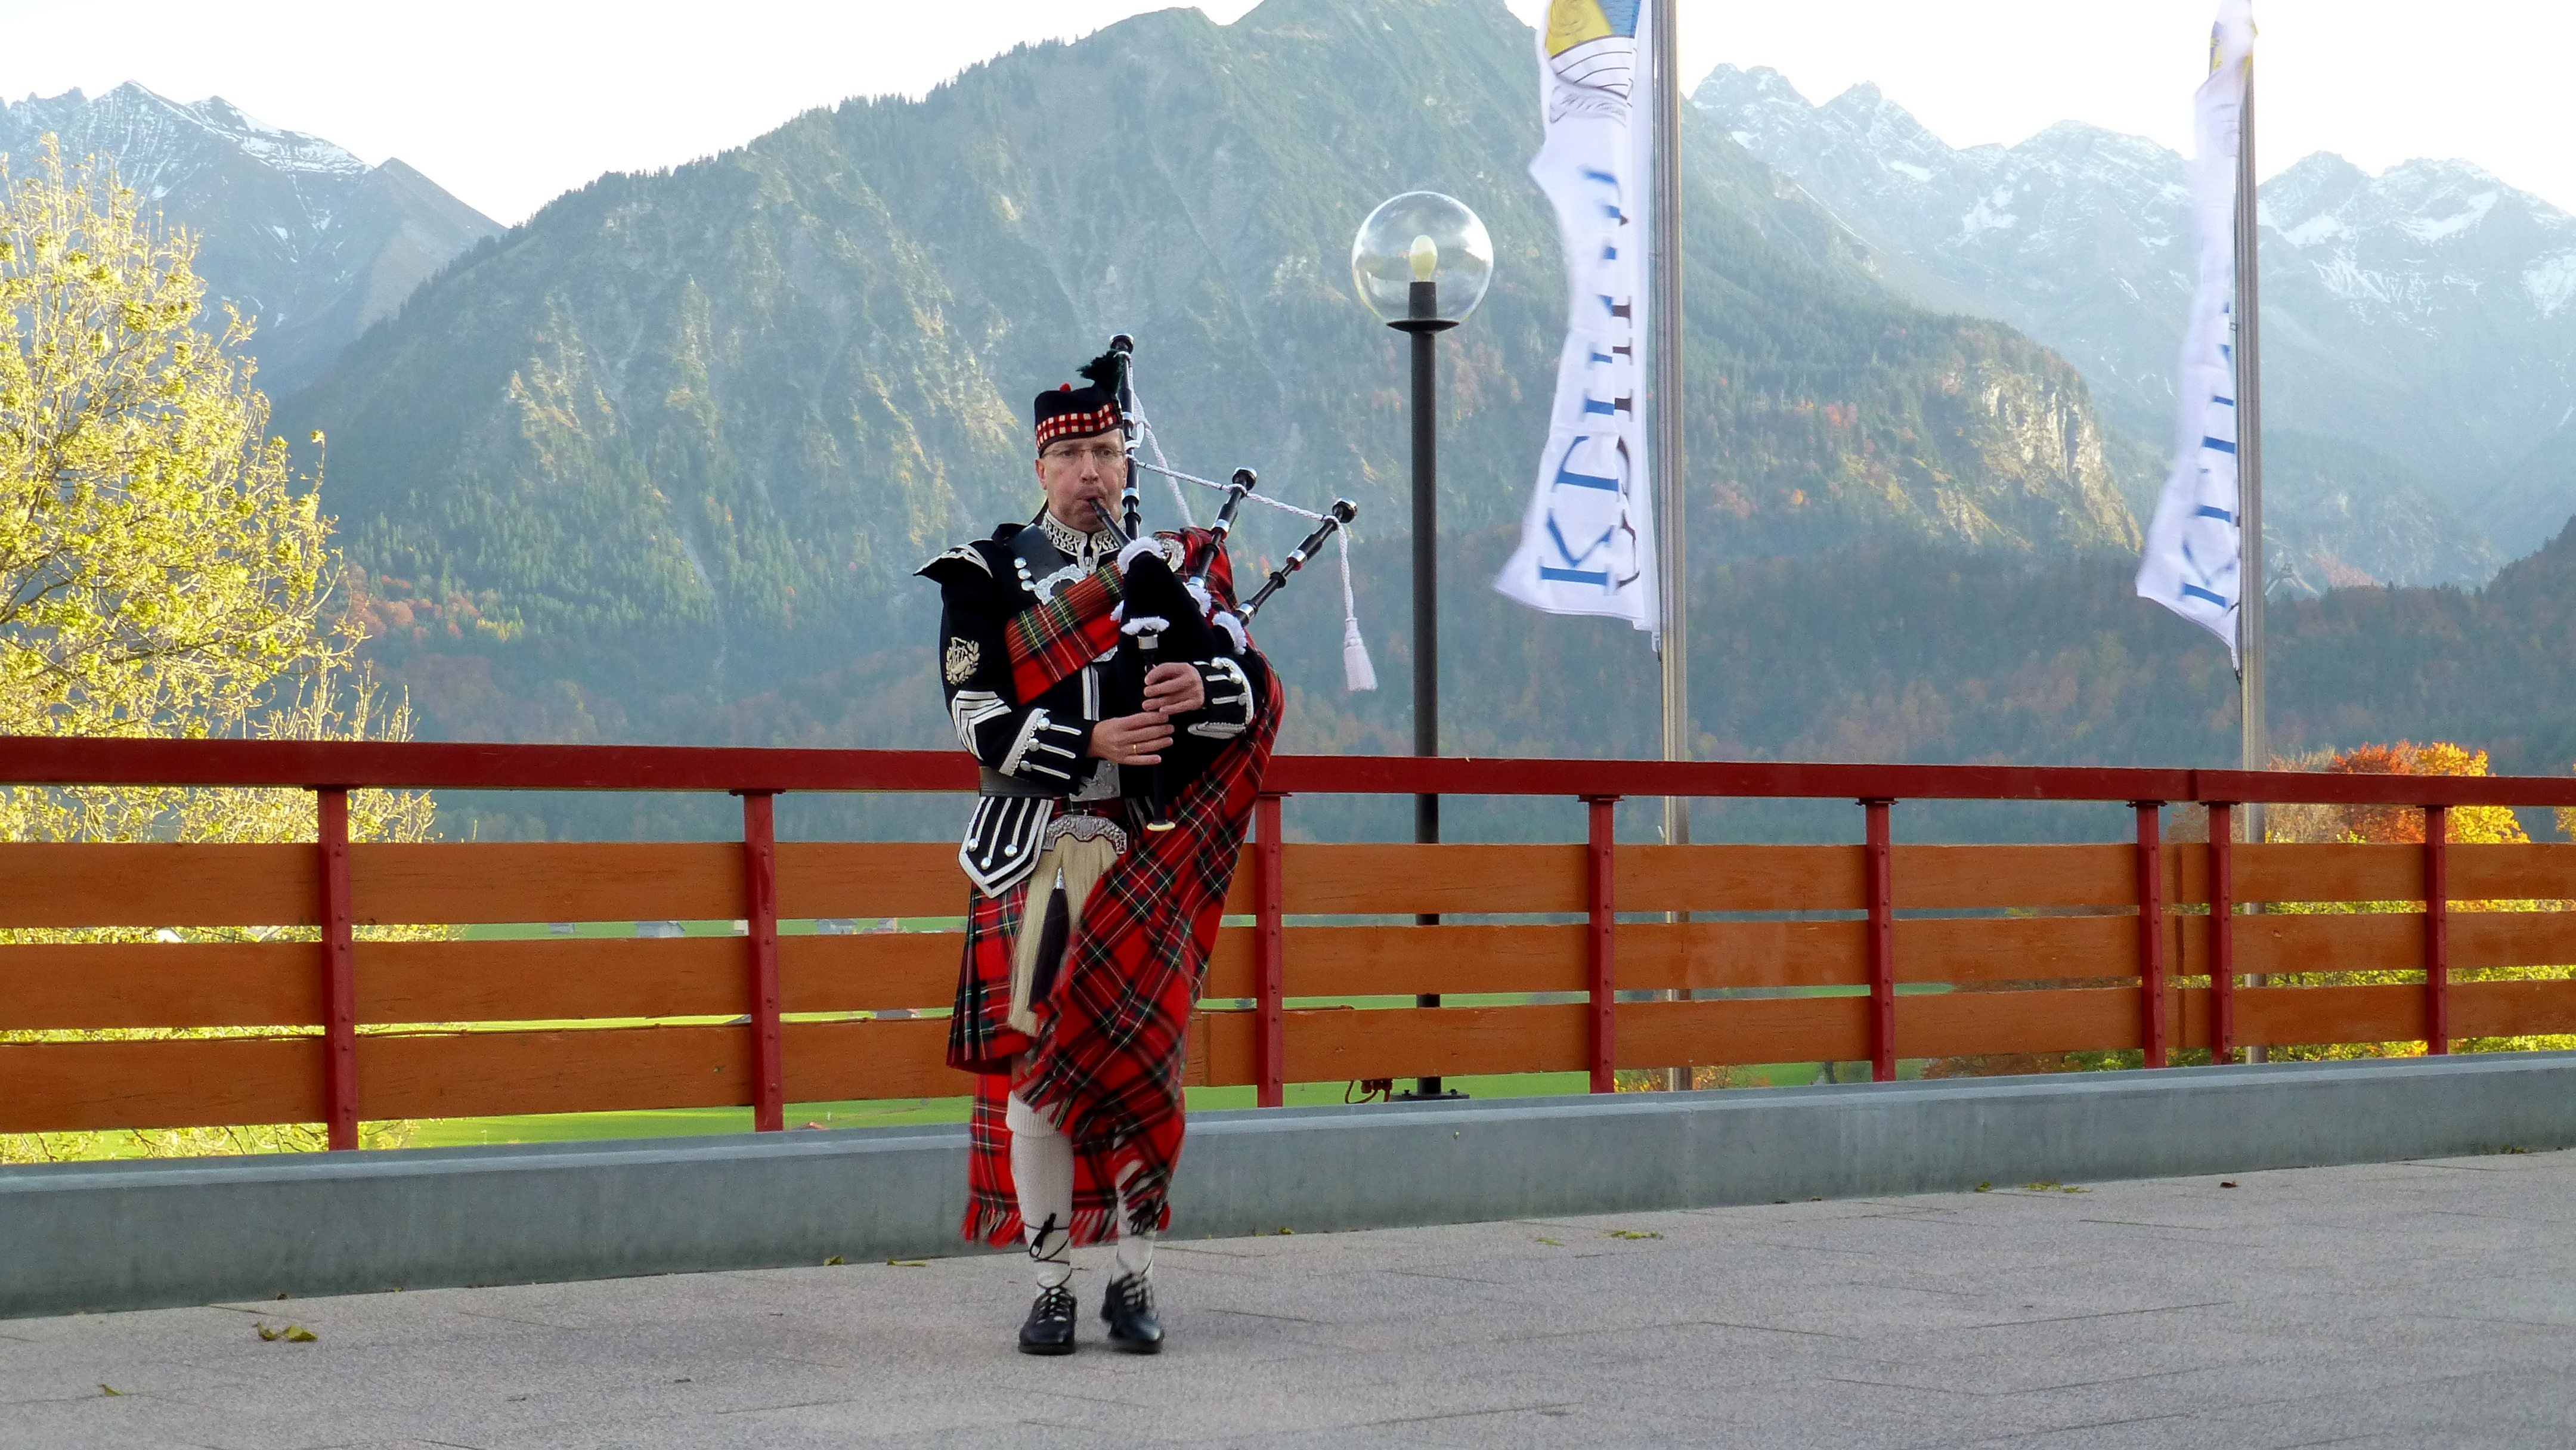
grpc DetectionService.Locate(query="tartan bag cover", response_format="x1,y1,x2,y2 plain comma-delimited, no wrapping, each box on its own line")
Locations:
1005,564,1124,702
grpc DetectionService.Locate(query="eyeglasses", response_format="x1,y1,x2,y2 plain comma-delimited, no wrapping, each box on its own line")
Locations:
1042,443,1126,466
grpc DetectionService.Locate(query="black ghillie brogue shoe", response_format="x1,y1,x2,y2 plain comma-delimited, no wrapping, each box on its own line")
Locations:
1100,1272,1162,1354
1018,1284,1078,1356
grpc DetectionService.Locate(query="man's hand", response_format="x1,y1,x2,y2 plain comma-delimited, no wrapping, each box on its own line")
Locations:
1141,662,1205,715
1091,711,1173,765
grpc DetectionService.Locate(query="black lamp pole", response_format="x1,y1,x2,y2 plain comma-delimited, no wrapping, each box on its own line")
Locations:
1391,278,1457,1101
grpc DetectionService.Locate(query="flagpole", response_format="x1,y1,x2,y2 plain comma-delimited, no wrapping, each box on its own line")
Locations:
2234,65,2265,826
1652,0,1688,842
2233,51,2267,1063
1650,0,1689,1091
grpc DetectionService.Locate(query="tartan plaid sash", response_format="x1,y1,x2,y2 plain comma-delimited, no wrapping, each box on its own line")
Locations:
1005,565,1124,701
958,661,1283,1248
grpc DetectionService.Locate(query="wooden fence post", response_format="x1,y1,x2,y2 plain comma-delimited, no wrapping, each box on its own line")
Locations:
2425,803,2450,1055
2135,801,2168,1068
2207,801,2236,1064
738,791,784,1132
317,786,358,1150
1863,799,1895,1082
1587,796,1618,1093
1255,792,1287,1108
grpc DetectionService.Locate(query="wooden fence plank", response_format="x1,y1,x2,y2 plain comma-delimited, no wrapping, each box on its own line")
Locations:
0,844,313,928
1189,1009,1256,1088
0,1035,322,1131
779,933,966,1014
775,844,971,921
2449,978,2576,1039
1615,845,1863,913
2451,912,2576,972
1280,1003,1588,1080
1620,921,1868,991
1281,844,1584,916
1892,845,2137,909
778,1017,960,1102
1615,996,1869,1067
2231,913,2420,977
2166,843,2211,912
2447,844,2576,904
350,844,745,925
359,1024,751,1120
2236,845,2422,906
1271,925,1585,998
0,943,315,1029
1897,987,2142,1058
358,938,741,1023
2234,984,2425,1048
1199,928,1256,1000
1894,915,2138,983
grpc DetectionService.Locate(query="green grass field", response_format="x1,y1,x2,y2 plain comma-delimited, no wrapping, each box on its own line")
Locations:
401,1063,1881,1149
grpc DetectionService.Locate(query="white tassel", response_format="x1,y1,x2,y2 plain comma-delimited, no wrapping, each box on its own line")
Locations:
1342,616,1377,692
1336,528,1374,692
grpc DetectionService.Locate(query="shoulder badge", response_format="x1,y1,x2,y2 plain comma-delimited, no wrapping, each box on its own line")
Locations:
943,637,982,684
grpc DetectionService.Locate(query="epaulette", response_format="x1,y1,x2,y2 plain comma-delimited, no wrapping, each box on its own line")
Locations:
917,542,996,583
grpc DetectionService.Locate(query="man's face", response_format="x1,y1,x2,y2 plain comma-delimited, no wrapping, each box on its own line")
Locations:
1035,430,1127,531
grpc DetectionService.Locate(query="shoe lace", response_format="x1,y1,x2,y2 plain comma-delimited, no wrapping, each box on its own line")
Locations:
1035,1284,1076,1319
1112,1274,1154,1314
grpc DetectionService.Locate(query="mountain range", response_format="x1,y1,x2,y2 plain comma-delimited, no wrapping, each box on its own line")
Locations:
1694,64,2576,584
0,82,500,396
273,0,2138,767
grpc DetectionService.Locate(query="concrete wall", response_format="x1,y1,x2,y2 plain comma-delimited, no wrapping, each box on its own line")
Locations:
7,1052,2572,1319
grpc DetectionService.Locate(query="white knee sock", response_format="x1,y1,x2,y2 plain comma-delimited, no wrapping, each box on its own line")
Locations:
1006,1092,1075,1291
1113,1172,1156,1282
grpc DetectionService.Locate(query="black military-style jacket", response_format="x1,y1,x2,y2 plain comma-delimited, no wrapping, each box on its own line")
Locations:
918,510,1258,896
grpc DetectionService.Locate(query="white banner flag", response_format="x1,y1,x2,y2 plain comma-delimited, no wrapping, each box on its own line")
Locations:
2137,0,2256,664
1496,0,1659,632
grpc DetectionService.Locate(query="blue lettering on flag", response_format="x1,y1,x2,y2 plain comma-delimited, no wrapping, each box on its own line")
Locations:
1553,444,1621,491
2194,506,2234,522
2201,436,2237,454
1543,516,1617,585
1582,396,1617,417
2180,584,2229,606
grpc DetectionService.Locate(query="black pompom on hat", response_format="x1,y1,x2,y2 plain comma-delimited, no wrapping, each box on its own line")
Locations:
1032,350,1127,450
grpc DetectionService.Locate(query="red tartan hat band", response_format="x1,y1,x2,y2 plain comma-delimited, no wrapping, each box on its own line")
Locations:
1033,379,1123,451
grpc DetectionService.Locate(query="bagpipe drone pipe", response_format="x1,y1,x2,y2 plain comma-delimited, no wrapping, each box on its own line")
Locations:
1079,337,1355,832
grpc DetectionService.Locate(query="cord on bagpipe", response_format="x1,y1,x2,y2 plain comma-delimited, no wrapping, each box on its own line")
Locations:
1119,438,1376,692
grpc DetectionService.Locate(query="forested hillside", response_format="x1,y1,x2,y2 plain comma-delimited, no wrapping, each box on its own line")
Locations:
284,0,2136,765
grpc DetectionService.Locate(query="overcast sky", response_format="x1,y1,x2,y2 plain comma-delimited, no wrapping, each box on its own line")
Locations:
0,1,2566,225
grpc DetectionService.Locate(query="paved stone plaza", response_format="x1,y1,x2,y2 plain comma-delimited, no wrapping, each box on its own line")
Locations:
3,1148,2571,1449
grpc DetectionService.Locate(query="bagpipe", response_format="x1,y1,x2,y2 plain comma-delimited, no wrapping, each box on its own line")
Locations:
1080,334,1361,831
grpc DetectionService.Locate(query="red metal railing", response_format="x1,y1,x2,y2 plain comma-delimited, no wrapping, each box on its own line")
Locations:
5,737,2576,1147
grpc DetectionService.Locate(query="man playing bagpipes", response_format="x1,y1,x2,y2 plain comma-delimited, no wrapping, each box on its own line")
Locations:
917,351,1281,1356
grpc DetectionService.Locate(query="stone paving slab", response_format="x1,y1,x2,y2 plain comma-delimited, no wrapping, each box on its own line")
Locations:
2,1149,2571,1449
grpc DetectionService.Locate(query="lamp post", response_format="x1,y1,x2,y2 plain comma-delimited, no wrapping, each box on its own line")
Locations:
1353,191,1493,1102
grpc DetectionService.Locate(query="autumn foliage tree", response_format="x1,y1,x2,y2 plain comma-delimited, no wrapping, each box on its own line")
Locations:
1,138,437,1161
1,138,339,741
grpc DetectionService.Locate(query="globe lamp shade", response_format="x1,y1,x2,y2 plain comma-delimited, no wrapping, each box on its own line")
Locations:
1351,191,1493,331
